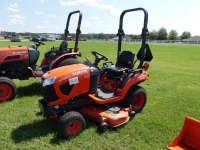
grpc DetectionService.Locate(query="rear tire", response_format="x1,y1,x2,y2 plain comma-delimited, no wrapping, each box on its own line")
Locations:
58,111,86,138
0,77,17,102
57,58,81,67
121,86,147,113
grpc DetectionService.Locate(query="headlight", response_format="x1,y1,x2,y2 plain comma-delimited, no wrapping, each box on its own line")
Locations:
42,77,57,87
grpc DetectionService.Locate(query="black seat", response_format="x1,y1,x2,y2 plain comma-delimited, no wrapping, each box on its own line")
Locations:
116,51,135,68
59,40,68,51
105,51,135,77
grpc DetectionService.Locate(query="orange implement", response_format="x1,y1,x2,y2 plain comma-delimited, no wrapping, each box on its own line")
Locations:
168,116,200,150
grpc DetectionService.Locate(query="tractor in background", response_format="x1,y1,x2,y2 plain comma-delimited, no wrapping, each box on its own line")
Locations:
0,10,82,102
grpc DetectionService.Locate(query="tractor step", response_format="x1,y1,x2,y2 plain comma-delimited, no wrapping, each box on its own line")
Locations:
34,70,44,76
88,86,122,104
28,66,44,77
96,87,118,99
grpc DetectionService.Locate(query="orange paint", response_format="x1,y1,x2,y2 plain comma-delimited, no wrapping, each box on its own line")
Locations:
168,116,200,150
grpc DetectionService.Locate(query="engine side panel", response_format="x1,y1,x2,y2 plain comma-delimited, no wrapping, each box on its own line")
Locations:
0,46,29,64
0,46,31,78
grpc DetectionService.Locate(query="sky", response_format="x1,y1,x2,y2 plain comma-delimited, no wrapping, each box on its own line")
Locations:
0,0,200,36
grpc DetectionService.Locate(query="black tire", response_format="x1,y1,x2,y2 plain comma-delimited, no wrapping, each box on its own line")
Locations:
100,122,108,131
0,77,17,102
58,111,86,138
121,86,147,113
56,58,81,67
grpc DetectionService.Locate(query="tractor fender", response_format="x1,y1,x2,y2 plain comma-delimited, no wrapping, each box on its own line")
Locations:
49,52,80,69
118,71,149,96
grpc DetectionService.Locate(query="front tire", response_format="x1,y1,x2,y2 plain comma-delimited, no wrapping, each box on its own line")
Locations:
58,111,86,138
121,86,147,113
0,77,17,102
57,58,81,67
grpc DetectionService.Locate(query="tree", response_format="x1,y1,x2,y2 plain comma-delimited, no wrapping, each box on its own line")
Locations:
149,30,158,40
168,29,178,40
157,28,168,40
129,34,141,39
180,31,191,40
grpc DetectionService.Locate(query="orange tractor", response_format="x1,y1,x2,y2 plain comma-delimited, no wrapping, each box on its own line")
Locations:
39,7,153,138
0,10,82,102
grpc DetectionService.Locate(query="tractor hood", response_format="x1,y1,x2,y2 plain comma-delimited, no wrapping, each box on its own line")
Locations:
41,63,100,105
0,46,28,63
42,64,90,84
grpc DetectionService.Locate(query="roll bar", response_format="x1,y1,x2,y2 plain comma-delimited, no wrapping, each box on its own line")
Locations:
117,7,151,68
64,10,82,51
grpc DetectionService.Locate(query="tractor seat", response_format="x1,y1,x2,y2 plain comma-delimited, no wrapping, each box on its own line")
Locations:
59,40,68,51
105,51,135,77
105,65,129,77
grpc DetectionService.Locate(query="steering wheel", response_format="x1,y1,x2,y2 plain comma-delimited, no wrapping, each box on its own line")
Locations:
33,40,45,50
35,40,45,45
92,51,108,61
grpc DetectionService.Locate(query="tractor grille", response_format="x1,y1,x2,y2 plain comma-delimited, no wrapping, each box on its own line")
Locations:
59,82,74,95
42,84,58,102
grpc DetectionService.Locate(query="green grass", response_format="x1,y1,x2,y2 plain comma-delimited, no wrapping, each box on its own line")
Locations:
0,40,200,149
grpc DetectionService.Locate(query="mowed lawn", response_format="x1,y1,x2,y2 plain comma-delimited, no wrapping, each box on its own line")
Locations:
0,40,200,149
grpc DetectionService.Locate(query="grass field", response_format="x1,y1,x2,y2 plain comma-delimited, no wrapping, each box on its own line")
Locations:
0,40,200,149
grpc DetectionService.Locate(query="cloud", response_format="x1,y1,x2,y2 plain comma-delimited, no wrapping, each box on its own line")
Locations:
91,16,103,25
44,20,50,24
35,11,44,15
47,14,57,18
59,0,79,6
7,19,25,26
7,14,26,26
82,20,91,28
38,0,45,4
10,14,26,19
98,3,120,16
37,20,50,29
36,25,47,29
92,16,100,21
80,19,117,33
59,0,121,16
7,3,19,12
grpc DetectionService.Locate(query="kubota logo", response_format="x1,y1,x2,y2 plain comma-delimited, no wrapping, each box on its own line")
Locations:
72,70,88,76
13,51,26,54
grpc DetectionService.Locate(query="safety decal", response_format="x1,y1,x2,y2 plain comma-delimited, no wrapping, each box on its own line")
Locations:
69,77,79,85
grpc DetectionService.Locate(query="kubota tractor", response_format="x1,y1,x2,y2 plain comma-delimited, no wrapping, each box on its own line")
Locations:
0,10,82,102
39,7,153,138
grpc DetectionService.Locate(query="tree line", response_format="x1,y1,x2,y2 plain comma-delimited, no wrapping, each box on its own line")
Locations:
67,28,191,40
16,27,191,40
65,28,191,40
149,28,191,40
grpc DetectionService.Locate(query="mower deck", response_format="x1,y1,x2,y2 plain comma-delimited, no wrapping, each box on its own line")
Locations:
80,104,131,127
39,99,133,128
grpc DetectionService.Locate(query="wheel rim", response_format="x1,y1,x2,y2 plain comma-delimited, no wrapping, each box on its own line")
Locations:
0,83,12,101
133,92,145,110
66,120,81,135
